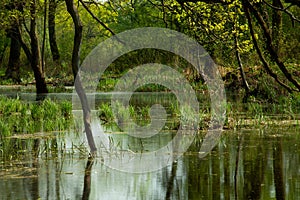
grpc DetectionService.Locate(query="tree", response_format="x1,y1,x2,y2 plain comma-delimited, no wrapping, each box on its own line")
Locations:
242,0,300,92
5,23,21,83
26,0,48,96
65,0,97,153
0,0,48,97
173,0,300,94
3,0,23,82
48,0,60,62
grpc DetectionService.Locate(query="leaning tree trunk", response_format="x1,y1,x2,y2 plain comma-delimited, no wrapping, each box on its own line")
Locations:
65,0,97,153
48,0,60,62
30,0,48,96
242,0,295,93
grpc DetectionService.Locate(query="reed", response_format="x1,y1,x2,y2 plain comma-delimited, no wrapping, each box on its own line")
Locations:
0,96,72,137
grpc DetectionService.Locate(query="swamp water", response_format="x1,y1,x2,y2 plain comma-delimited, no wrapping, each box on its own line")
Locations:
1,127,299,200
0,92,300,199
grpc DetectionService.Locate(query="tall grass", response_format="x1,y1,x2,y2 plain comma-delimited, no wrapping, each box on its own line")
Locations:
97,101,208,131
0,96,72,137
225,93,300,129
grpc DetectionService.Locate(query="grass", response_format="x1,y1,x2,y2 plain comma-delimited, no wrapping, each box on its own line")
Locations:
98,102,151,128
0,84,299,138
96,97,298,132
97,101,208,131
0,96,72,137
225,94,300,129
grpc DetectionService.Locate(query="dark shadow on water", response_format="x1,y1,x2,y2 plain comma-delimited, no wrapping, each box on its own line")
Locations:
234,133,243,200
165,161,178,200
36,93,48,101
242,133,268,200
273,137,285,200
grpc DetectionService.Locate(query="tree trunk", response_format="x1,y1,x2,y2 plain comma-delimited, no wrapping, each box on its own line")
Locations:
65,0,97,153
5,24,21,83
272,0,283,55
234,33,250,97
30,0,48,96
48,0,60,62
4,0,22,83
41,0,48,72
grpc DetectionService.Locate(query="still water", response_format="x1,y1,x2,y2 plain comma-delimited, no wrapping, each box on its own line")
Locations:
1,126,299,200
0,90,299,199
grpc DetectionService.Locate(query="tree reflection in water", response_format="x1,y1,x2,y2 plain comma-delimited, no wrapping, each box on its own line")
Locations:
82,156,94,200
0,128,300,199
273,137,285,200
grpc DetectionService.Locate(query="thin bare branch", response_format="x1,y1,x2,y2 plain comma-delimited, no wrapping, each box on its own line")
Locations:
246,1,300,91
79,0,116,36
242,1,295,93
263,0,300,23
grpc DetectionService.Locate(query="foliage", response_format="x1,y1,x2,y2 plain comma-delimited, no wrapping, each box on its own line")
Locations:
0,0,298,99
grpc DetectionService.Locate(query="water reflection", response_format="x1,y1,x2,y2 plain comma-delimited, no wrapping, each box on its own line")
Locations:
1,128,300,199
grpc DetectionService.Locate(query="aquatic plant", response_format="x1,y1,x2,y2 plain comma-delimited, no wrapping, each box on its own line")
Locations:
0,96,73,137
97,103,114,123
224,96,300,129
97,101,210,131
97,78,118,92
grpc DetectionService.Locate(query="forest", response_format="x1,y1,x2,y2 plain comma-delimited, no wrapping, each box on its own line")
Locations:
0,0,300,199
0,0,299,100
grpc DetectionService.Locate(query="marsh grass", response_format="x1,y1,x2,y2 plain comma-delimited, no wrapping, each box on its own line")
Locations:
0,96,72,137
225,95,300,129
97,101,208,131
0,134,89,174
98,102,151,127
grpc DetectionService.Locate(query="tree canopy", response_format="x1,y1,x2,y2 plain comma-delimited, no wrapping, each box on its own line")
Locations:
0,0,299,98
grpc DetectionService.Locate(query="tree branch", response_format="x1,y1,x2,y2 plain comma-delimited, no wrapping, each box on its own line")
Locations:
243,1,295,93
245,0,300,92
235,32,250,94
16,25,32,63
79,0,116,36
263,0,300,24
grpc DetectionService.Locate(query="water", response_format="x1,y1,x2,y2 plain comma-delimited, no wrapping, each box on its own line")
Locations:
0,89,299,199
0,126,299,199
